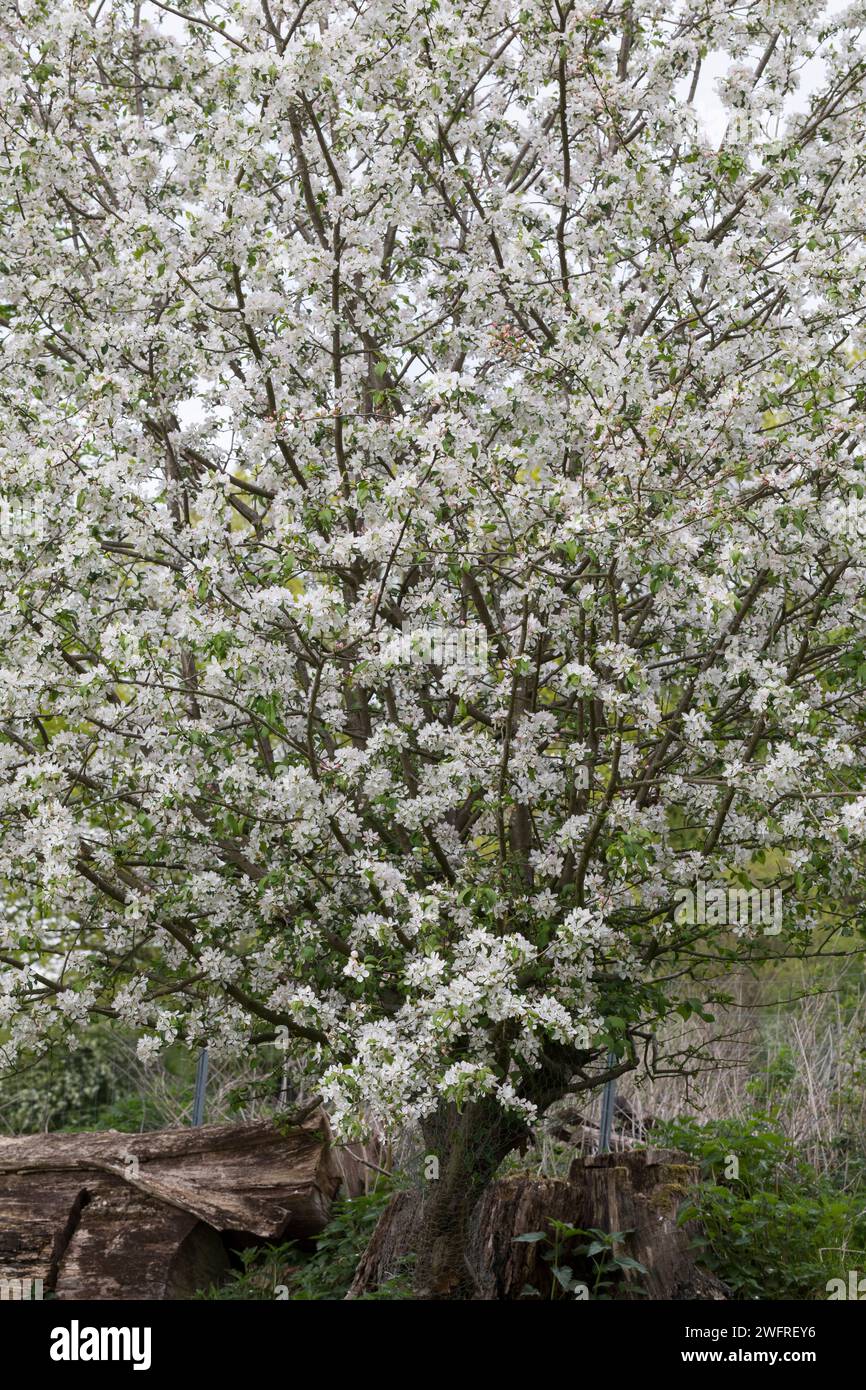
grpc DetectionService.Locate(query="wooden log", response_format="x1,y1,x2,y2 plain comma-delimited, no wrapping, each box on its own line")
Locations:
469,1148,727,1300
0,1114,339,1241
0,1114,340,1299
52,1182,229,1301
0,1172,90,1290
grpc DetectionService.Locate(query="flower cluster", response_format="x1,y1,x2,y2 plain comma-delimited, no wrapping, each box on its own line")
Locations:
1,1,865,1132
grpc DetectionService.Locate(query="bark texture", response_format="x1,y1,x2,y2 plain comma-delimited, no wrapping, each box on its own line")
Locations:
349,1147,728,1301
0,1113,340,1298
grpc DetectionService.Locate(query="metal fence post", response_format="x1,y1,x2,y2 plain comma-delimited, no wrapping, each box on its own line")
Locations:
192,1046,209,1127
597,1049,618,1154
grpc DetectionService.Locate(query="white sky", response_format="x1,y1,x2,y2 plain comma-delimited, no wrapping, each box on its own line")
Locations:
690,1,850,143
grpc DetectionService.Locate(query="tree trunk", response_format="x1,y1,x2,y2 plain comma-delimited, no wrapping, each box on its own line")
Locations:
412,1099,529,1298
349,1099,529,1300
349,1145,727,1301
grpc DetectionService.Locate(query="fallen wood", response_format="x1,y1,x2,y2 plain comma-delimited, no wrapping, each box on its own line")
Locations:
0,1114,340,1299
52,1187,229,1301
0,1115,339,1237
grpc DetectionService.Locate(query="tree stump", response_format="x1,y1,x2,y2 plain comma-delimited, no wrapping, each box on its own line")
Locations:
349,1148,727,1300
346,1190,423,1298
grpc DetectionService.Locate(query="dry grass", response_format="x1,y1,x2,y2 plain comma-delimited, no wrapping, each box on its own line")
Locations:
599,957,866,1185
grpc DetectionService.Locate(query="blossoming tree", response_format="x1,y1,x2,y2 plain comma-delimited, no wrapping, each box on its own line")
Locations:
2,0,866,1293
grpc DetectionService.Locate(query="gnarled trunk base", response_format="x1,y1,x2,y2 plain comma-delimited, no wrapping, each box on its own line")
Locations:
349,1148,727,1301
349,1098,529,1299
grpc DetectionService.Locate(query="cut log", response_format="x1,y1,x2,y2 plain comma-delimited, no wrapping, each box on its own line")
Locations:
469,1149,727,1299
0,1171,90,1290
0,1114,340,1299
52,1185,229,1301
349,1149,727,1301
0,1114,339,1239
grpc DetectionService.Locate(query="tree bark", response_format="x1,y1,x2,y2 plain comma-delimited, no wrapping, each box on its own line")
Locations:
348,1098,529,1299
468,1150,728,1299
349,1146,727,1301
0,1114,340,1298
412,1099,529,1298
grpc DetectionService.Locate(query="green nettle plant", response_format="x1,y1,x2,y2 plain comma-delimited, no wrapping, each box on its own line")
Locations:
197,1187,406,1300
662,1115,866,1299
1,0,866,1296
515,1221,648,1299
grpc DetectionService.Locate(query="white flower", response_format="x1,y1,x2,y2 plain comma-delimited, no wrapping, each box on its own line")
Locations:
343,952,371,982
136,1035,162,1065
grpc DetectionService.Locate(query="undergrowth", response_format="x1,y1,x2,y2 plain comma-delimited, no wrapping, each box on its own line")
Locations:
197,1186,413,1301
657,1113,866,1300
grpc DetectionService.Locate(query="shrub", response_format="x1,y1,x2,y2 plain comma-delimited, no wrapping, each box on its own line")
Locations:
658,1114,866,1300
